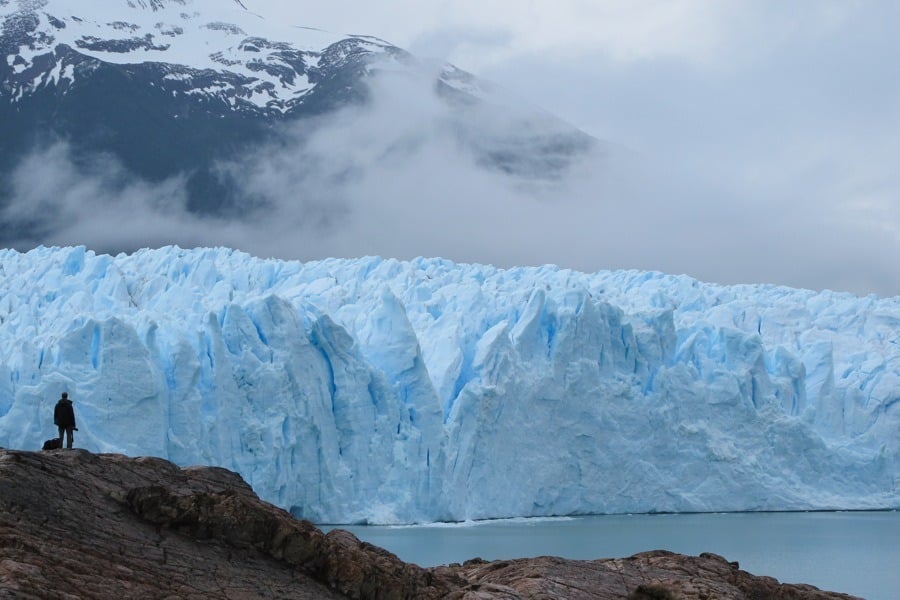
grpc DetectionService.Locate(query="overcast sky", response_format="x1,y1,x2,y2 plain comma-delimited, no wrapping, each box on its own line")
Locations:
7,1,896,297
234,1,900,298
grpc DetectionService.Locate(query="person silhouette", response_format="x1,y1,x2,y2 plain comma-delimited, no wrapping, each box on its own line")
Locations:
53,392,77,449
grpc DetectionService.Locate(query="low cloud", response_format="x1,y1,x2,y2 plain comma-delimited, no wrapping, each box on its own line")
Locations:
0,70,610,268
2,62,899,297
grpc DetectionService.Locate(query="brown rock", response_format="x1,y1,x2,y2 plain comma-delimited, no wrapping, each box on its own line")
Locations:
0,449,863,599
446,550,862,599
0,448,453,599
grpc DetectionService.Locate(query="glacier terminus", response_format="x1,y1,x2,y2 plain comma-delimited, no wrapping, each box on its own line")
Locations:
0,246,897,524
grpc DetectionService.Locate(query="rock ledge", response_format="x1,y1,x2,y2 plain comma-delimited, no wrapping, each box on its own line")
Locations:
0,449,860,599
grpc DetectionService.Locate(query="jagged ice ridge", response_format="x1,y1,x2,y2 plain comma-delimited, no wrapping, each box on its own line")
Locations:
0,246,897,523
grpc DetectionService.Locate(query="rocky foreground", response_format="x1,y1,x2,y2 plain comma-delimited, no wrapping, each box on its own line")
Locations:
0,449,860,599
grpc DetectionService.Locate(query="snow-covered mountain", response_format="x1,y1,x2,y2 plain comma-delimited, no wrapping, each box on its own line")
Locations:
0,246,896,524
0,0,594,225
3,0,426,113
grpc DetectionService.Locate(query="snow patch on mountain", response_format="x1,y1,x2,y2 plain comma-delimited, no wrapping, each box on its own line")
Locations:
0,0,419,111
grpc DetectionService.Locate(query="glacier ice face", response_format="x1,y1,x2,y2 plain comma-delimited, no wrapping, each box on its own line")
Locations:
0,246,897,523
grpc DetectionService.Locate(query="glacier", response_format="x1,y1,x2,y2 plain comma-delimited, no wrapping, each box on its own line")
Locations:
0,245,897,524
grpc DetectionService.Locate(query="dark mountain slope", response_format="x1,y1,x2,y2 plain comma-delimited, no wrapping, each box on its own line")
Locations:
0,0,595,241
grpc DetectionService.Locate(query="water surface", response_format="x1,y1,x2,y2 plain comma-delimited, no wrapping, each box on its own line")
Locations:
324,511,899,600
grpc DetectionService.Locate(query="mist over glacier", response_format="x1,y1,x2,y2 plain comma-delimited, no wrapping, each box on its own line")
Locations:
3,0,899,296
0,68,610,269
0,246,896,524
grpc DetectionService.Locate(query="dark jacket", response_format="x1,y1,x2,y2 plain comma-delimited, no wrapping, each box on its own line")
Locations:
54,398,76,428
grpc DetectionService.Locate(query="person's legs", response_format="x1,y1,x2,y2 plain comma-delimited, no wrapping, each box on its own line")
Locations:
58,426,64,446
65,427,73,449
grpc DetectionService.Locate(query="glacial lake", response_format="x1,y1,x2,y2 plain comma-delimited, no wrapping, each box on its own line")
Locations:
322,511,899,600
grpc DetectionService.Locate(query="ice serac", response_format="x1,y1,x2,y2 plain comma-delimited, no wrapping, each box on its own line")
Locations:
0,246,897,524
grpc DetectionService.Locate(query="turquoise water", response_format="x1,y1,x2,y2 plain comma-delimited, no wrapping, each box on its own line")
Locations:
323,511,899,599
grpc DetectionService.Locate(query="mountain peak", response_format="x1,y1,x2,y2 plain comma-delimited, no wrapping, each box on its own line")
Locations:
1,0,595,224
1,0,394,109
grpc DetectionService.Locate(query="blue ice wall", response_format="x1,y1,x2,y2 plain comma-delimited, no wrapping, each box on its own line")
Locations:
0,246,896,523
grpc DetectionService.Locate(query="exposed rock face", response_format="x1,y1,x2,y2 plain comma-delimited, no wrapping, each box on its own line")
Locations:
0,448,861,599
0,448,451,599
446,553,861,600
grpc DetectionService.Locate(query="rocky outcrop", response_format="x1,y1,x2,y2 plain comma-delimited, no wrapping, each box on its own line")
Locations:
0,448,861,599
0,448,452,599
446,553,860,600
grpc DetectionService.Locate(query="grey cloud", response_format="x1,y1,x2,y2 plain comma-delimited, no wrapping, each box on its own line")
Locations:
4,33,899,299
1,70,612,269
407,27,514,64
473,5,900,297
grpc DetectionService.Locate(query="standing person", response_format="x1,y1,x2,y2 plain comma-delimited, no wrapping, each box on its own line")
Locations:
54,392,77,449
